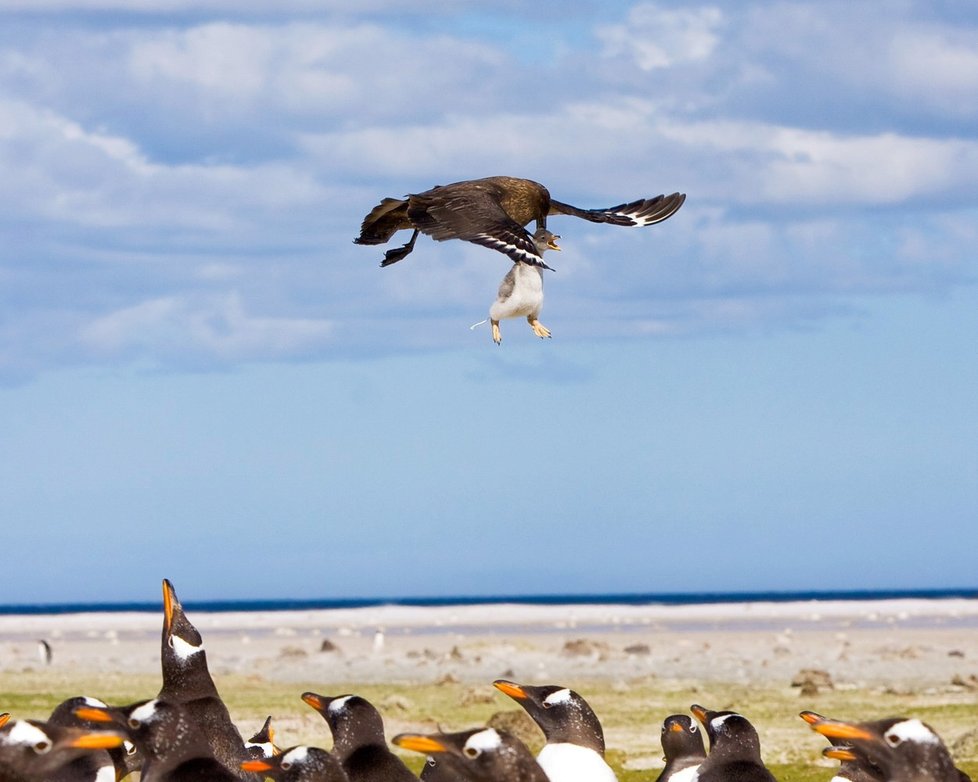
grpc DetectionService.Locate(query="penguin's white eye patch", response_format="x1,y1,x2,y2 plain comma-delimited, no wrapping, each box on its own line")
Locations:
33,739,52,754
884,720,939,747
543,689,572,708
463,746,480,758
689,723,698,733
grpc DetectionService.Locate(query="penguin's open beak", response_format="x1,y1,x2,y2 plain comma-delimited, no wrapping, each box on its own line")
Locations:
825,747,859,762
301,692,327,711
73,706,116,725
162,579,176,634
392,734,449,754
809,719,874,742
66,732,126,750
493,680,527,700
241,759,273,772
799,711,824,726
548,235,561,251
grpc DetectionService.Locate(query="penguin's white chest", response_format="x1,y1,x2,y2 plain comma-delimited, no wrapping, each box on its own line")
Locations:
537,743,617,782
490,263,544,321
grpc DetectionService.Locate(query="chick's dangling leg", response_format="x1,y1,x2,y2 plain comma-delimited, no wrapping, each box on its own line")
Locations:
491,320,502,345
528,316,551,339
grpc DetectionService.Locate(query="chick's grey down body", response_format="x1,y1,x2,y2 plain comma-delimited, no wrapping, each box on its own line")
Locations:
485,228,560,344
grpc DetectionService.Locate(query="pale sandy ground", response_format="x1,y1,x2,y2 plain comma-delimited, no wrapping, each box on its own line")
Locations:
3,598,978,771
2,598,978,687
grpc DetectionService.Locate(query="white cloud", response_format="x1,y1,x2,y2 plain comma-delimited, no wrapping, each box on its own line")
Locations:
79,292,334,364
597,3,724,70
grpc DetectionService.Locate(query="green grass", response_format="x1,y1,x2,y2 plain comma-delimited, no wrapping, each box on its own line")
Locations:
3,671,977,780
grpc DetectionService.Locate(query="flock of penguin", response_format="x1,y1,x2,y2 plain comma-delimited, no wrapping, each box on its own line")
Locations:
0,580,971,782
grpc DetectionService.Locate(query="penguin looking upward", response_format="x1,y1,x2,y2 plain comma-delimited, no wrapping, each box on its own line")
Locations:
493,679,616,782
394,727,550,782
158,578,250,778
300,692,415,782
47,696,141,782
807,715,967,782
799,711,884,782
656,714,706,782
0,718,125,782
74,698,240,782
690,705,776,782
241,745,350,782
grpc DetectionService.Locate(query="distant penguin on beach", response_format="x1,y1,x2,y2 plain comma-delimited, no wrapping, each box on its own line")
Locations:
656,714,706,782
37,639,52,666
493,679,617,782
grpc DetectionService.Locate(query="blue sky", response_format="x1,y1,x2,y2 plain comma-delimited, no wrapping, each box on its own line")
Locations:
1,1,976,604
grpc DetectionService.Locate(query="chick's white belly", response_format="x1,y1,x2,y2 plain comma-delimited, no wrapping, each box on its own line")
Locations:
537,743,617,782
490,264,544,320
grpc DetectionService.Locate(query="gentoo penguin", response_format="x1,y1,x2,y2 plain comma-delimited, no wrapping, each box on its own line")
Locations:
158,578,250,777
689,705,776,782
355,176,685,268
493,679,617,782
799,711,884,782
75,698,240,782
48,696,141,782
0,717,125,782
419,752,470,782
241,745,350,782
394,727,550,782
245,715,281,759
300,692,415,782
807,714,967,782
473,227,560,344
655,715,706,782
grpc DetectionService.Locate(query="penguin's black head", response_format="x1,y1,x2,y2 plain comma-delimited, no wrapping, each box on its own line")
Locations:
394,728,543,782
245,715,280,759
300,692,386,748
242,745,346,781
809,716,956,782
690,705,761,755
493,679,604,752
660,714,706,762
161,579,205,662
0,718,125,777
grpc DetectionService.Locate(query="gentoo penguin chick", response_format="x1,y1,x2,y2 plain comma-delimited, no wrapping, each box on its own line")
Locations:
48,696,141,782
477,228,560,344
807,714,966,782
301,692,415,782
655,714,706,782
75,698,240,782
394,727,549,782
241,745,349,782
690,705,776,782
0,717,125,782
158,578,251,778
493,679,617,782
799,711,884,782
245,715,281,759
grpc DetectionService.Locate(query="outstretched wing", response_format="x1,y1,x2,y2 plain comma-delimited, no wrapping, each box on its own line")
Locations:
407,188,552,269
549,192,685,227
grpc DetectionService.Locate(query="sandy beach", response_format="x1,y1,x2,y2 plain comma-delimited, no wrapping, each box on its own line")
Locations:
3,598,978,773
3,597,978,685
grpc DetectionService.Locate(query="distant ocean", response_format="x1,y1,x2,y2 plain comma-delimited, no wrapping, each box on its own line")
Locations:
1,587,975,616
